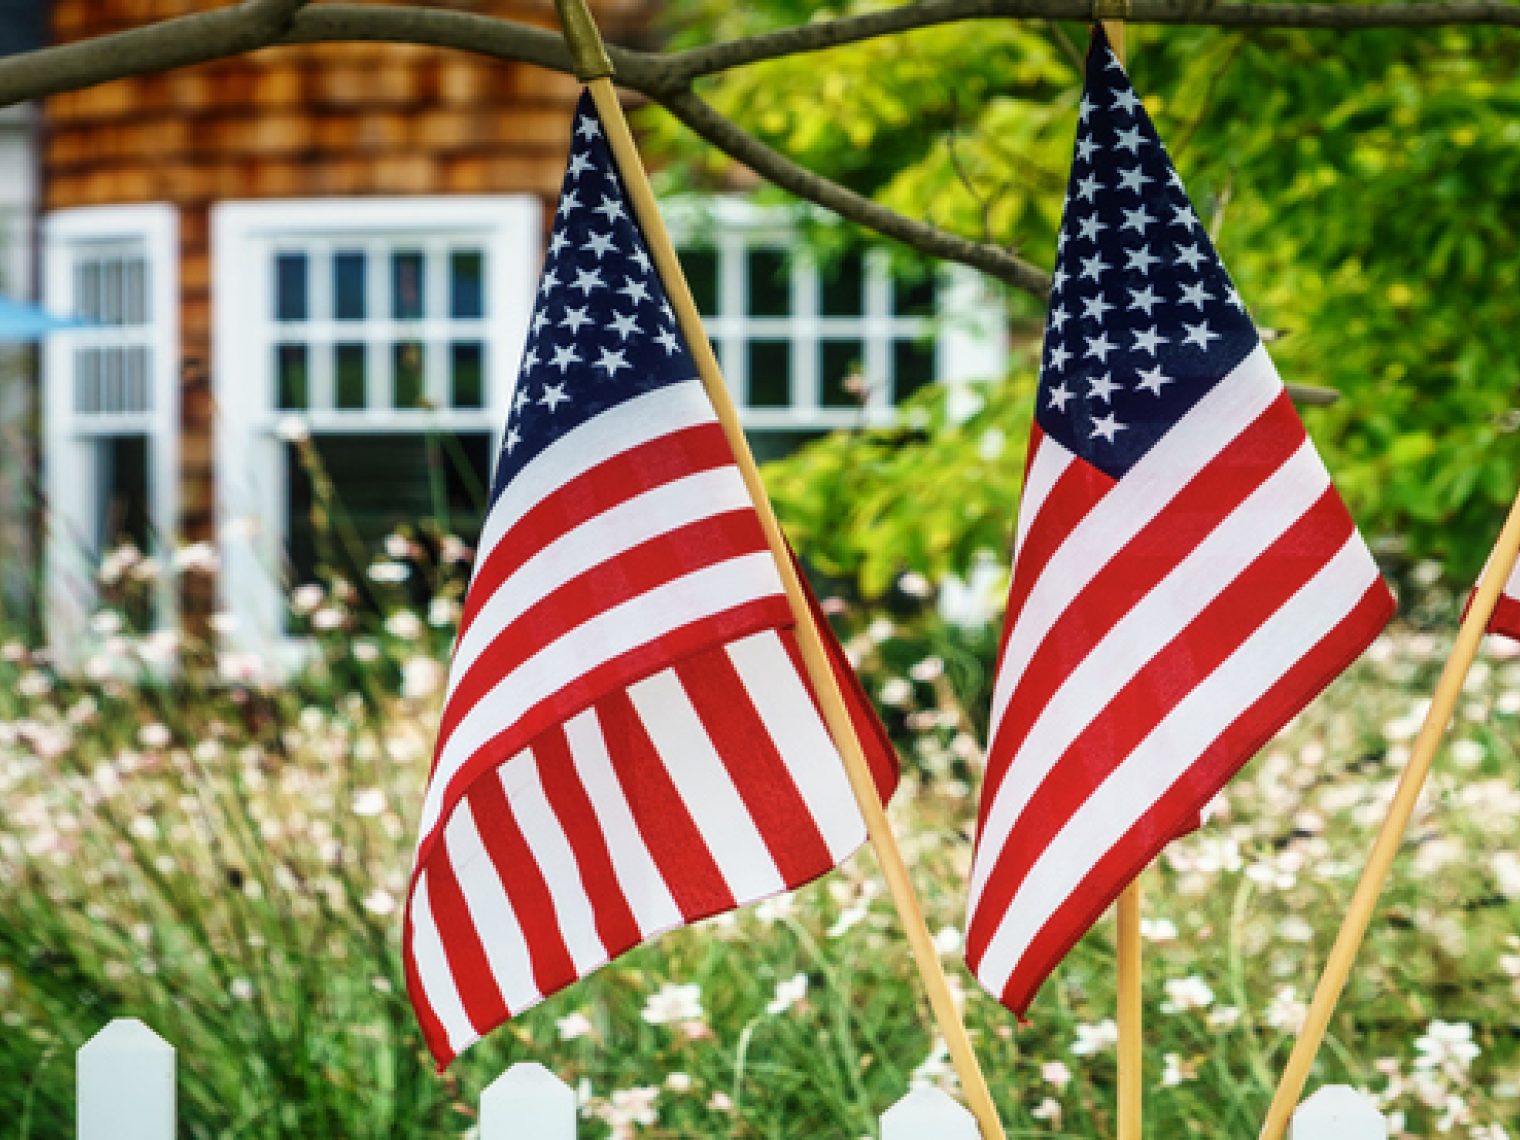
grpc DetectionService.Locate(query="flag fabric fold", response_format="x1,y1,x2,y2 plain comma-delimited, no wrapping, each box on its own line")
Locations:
405,92,897,1068
1490,562,1520,640
964,28,1395,1016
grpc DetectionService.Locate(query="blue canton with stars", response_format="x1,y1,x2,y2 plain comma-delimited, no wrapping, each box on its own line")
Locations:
490,91,698,502
1038,28,1258,479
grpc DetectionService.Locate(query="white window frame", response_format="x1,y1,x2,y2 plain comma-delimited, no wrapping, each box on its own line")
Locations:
666,197,1007,431
212,196,540,660
42,204,179,663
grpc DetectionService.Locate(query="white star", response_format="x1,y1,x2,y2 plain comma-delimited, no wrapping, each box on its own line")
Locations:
575,115,602,141
593,196,625,223
1081,294,1114,322
1052,266,1069,292
1175,244,1207,271
1047,343,1073,370
1171,202,1200,229
1077,214,1108,243
1048,303,1069,332
1127,285,1162,316
539,382,570,411
594,347,629,376
1225,284,1246,310
655,327,681,355
548,232,570,258
549,344,582,372
538,269,560,297
1079,252,1109,282
1182,320,1220,350
1179,281,1214,308
1076,136,1099,163
1079,95,1095,121
1047,382,1074,412
556,190,581,218
1115,125,1145,153
660,300,675,322
1168,167,1185,190
609,311,641,340
514,386,530,412
581,232,617,259
504,425,522,453
618,278,651,305
560,306,591,333
1125,245,1161,275
1075,174,1102,203
1111,88,1143,115
1136,365,1172,396
1120,205,1155,235
531,311,551,335
1088,373,1120,402
1090,412,1126,442
631,248,652,274
571,268,605,296
567,152,594,180
1117,166,1152,194
1084,331,1116,363
1132,326,1168,354
521,346,539,371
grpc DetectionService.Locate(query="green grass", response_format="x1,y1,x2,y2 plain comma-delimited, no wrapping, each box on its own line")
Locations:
1,551,1517,1138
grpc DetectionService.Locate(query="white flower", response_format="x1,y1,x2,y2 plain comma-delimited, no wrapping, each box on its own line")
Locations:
932,926,963,955
1160,1052,1196,1086
137,723,172,750
362,889,396,916
765,973,808,1016
1265,987,1307,1034
290,584,325,614
229,977,254,1001
275,416,311,443
897,572,933,598
400,657,446,699
172,541,220,574
908,656,945,682
663,1072,693,1093
1070,1019,1119,1056
556,1012,594,1041
311,606,345,631
367,560,410,584
1414,1020,1481,1072
428,597,460,627
89,610,123,636
387,611,424,640
1040,1061,1072,1089
1141,917,1178,943
351,788,386,816
1030,1097,1062,1124
909,1038,952,1089
879,678,913,707
1161,975,1215,1013
641,982,703,1026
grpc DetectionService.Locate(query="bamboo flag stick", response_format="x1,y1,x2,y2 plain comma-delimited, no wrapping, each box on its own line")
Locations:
550,4,1007,1138
1259,486,1520,1140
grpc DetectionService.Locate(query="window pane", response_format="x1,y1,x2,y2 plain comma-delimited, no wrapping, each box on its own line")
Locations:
391,250,425,319
450,341,484,409
820,253,865,317
893,339,936,404
746,248,789,317
77,262,100,322
450,250,485,318
681,247,718,315
335,343,366,409
275,252,308,322
102,346,122,412
96,435,154,630
392,340,425,407
102,258,124,326
746,341,791,408
124,257,148,325
276,343,309,410
894,272,938,317
126,346,150,413
746,428,827,465
333,250,366,321
76,348,100,413
820,339,867,408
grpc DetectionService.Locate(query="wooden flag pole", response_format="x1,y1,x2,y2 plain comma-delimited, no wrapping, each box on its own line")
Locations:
550,4,1007,1138
1259,485,1520,1140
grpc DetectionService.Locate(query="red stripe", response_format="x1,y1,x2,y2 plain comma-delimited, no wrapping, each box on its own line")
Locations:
673,649,833,887
420,848,511,1037
594,688,737,921
996,579,1394,1014
461,423,737,637
966,485,1352,970
531,725,644,954
416,593,792,873
402,903,455,1071
466,774,579,999
979,390,1305,829
1490,590,1520,641
438,510,777,753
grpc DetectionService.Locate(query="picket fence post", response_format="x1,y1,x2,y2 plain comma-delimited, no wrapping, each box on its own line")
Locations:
1290,1085,1389,1140
880,1086,979,1139
76,1018,176,1140
480,1061,577,1139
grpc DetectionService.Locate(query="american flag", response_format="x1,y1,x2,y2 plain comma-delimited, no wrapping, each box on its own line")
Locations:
404,92,897,1067
1491,562,1520,640
964,29,1395,1015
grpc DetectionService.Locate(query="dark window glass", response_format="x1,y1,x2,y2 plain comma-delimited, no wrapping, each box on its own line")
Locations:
333,250,367,321
746,248,789,317
450,250,485,318
124,258,148,324
681,247,718,315
820,339,867,407
820,252,866,317
392,340,425,407
894,272,938,317
76,348,100,413
76,262,100,322
451,342,484,408
102,345,122,412
745,428,828,465
276,344,309,410
126,346,150,413
391,250,425,319
275,252,308,322
893,339,937,404
96,434,155,631
746,341,791,408
335,344,366,410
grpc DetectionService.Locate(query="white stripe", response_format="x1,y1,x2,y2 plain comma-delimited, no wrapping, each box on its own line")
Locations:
421,552,784,843
563,707,685,936
452,465,758,684
968,436,1328,910
504,752,610,976
724,631,866,863
409,871,479,1056
987,344,1283,733
473,379,716,584
1011,434,1076,572
445,797,542,1015
973,534,1380,995
627,668,789,902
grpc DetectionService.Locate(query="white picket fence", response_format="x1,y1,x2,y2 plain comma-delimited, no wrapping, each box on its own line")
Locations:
74,1018,1388,1138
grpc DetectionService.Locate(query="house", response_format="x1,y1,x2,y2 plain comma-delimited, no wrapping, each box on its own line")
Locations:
24,0,1005,666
